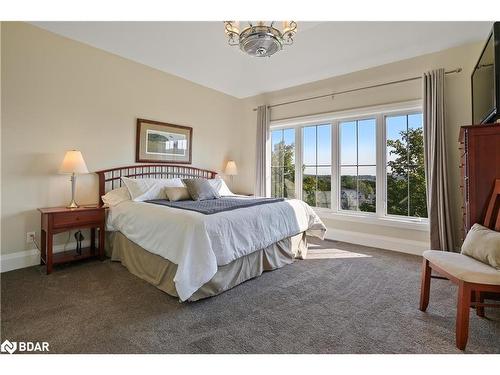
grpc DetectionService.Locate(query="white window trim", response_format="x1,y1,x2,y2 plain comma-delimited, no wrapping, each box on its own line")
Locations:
314,207,429,231
269,100,429,231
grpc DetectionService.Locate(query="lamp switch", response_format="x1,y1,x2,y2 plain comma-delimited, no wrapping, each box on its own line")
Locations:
26,232,36,243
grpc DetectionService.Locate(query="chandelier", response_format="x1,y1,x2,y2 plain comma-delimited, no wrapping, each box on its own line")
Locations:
223,21,297,57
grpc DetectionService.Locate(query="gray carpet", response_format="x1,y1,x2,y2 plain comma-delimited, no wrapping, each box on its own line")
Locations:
1,238,499,354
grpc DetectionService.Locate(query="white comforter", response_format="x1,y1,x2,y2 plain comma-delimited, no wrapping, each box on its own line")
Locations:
107,198,326,301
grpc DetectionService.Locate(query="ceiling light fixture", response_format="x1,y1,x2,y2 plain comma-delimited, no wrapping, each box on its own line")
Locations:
223,21,297,57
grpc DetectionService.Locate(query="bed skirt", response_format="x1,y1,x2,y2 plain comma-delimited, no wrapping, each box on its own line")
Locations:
106,231,308,302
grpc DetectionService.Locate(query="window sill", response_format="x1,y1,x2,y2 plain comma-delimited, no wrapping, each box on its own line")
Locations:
313,207,430,232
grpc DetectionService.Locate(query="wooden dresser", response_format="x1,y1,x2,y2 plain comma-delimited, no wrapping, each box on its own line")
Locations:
459,123,500,240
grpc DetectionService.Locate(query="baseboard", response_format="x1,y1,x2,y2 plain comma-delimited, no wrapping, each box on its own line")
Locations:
0,249,42,273
2,229,428,272
324,228,429,256
1,240,91,273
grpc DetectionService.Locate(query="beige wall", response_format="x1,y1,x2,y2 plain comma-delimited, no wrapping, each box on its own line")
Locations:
237,42,484,249
1,22,243,255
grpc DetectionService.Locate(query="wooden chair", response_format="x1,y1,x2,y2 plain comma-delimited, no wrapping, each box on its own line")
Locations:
419,179,500,350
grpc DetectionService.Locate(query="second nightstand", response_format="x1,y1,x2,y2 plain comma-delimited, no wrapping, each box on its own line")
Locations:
38,206,106,274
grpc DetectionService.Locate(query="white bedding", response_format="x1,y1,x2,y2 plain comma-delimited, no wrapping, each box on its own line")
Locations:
106,198,326,301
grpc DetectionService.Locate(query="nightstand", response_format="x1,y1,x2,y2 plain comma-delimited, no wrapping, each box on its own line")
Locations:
38,206,106,274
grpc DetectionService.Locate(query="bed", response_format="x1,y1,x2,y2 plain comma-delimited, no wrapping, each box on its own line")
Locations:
96,164,326,302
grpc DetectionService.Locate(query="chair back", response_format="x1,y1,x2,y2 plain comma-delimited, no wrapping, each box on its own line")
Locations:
483,179,500,231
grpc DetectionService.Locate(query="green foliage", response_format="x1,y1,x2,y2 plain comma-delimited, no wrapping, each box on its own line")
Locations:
302,174,331,207
387,127,427,217
359,201,375,213
341,175,356,190
302,175,316,206
271,141,295,199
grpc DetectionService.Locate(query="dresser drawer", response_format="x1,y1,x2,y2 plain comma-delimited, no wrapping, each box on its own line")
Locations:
52,210,103,228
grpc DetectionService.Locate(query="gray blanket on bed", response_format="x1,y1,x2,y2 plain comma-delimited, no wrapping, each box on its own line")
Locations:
145,196,284,215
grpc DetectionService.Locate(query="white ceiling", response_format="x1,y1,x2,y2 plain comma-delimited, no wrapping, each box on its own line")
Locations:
32,21,492,98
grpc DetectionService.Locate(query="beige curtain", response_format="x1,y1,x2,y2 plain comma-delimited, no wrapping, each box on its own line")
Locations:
423,68,454,251
255,105,270,197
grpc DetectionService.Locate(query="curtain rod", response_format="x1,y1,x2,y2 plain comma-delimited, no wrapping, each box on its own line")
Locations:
252,68,462,111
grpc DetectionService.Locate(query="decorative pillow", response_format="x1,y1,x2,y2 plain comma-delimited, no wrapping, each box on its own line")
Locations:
461,223,500,269
101,186,131,207
165,186,191,202
209,178,234,196
121,177,183,201
183,178,220,201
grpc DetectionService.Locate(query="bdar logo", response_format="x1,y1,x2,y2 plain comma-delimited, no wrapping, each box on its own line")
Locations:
1,339,17,354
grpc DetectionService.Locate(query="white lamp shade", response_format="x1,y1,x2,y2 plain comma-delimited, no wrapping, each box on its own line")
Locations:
225,160,238,176
59,150,89,174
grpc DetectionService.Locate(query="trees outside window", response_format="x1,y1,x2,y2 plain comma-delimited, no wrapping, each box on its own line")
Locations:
302,124,332,208
271,128,295,199
386,114,427,218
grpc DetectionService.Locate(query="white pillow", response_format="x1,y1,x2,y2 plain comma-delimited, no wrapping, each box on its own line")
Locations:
121,177,184,201
101,186,131,207
461,223,500,269
209,178,234,196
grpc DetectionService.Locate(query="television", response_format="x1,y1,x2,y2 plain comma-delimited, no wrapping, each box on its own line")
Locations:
472,22,500,124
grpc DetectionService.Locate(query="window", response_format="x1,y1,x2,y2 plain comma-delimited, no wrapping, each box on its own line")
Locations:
269,101,428,224
339,119,376,212
271,128,296,198
386,113,427,218
302,124,332,208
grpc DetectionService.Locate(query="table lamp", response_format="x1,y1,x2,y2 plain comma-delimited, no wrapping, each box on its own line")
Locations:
225,160,238,187
59,150,89,208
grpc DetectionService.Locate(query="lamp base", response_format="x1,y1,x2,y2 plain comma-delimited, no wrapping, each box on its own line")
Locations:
67,200,79,209
67,173,78,209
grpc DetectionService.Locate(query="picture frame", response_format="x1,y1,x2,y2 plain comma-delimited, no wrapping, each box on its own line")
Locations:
136,118,193,164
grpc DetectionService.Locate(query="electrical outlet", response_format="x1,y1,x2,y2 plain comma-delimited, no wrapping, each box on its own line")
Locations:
26,231,36,243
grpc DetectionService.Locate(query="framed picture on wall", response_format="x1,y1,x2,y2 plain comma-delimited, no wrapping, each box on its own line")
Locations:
136,118,192,164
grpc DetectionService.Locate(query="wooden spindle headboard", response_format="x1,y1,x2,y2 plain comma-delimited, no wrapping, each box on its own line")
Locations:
95,164,218,205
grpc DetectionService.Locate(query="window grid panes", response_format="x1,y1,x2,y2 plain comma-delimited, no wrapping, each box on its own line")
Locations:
386,113,427,218
271,128,296,199
339,119,376,213
302,124,332,208
269,106,427,221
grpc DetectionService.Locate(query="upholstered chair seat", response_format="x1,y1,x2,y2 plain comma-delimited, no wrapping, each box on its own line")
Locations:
423,250,500,285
